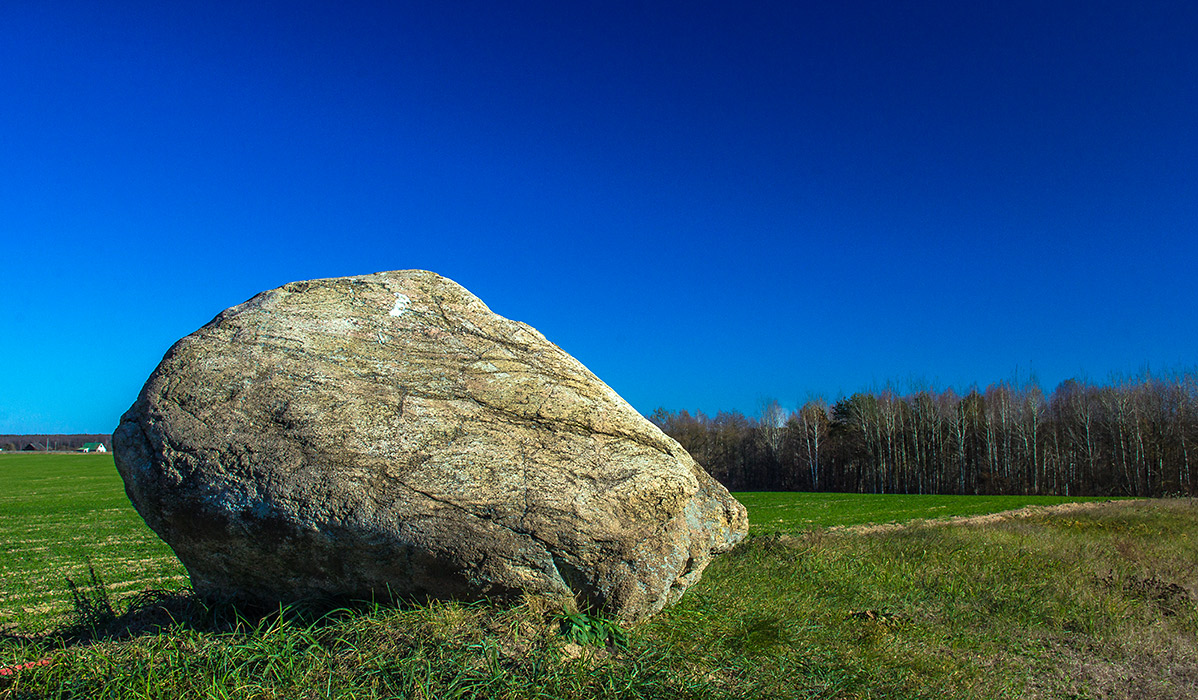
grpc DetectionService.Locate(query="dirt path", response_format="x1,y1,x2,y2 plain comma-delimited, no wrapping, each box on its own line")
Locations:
831,499,1145,535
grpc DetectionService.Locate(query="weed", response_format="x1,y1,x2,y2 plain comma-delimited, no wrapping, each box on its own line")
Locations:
63,564,116,635
557,610,628,651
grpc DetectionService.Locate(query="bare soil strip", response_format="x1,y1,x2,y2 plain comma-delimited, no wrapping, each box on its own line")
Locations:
831,499,1145,535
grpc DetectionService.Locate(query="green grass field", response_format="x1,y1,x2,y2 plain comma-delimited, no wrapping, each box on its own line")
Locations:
733,491,1128,531
0,453,1118,629
2,453,1195,699
0,454,186,631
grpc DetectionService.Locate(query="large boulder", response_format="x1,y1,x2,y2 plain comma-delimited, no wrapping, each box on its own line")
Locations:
114,270,747,622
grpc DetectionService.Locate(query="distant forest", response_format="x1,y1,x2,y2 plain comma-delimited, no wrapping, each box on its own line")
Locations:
651,372,1198,498
7,372,1196,499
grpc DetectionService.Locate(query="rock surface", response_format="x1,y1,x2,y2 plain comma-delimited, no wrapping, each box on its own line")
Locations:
114,270,747,621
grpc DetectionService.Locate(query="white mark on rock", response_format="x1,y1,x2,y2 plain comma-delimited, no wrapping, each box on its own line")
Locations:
389,293,410,317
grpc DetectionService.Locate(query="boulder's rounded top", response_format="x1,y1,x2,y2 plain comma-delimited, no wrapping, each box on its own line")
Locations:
179,268,668,456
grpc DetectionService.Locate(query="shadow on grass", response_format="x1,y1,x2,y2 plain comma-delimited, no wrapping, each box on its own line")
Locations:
0,564,424,648
2,565,625,657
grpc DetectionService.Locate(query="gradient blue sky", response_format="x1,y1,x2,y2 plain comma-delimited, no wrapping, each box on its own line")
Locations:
2,1,1196,433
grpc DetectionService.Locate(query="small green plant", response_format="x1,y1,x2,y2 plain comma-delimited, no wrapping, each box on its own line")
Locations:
557,610,628,650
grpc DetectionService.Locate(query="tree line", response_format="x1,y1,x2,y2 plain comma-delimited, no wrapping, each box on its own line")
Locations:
650,372,1197,497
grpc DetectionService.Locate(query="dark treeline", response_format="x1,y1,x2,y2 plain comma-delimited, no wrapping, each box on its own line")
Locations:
650,372,1198,497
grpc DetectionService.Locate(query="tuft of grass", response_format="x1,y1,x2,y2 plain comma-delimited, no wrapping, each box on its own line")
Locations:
558,610,629,651
62,564,117,638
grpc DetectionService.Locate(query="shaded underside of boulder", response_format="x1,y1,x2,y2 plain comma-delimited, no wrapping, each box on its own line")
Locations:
114,270,747,622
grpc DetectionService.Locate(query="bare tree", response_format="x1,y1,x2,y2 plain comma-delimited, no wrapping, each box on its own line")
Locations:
757,399,787,458
798,399,830,490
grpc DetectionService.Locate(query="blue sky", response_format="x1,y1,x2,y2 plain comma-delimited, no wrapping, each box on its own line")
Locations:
2,1,1196,433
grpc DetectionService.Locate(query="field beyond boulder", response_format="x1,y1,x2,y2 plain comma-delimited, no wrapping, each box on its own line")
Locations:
112,270,746,622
